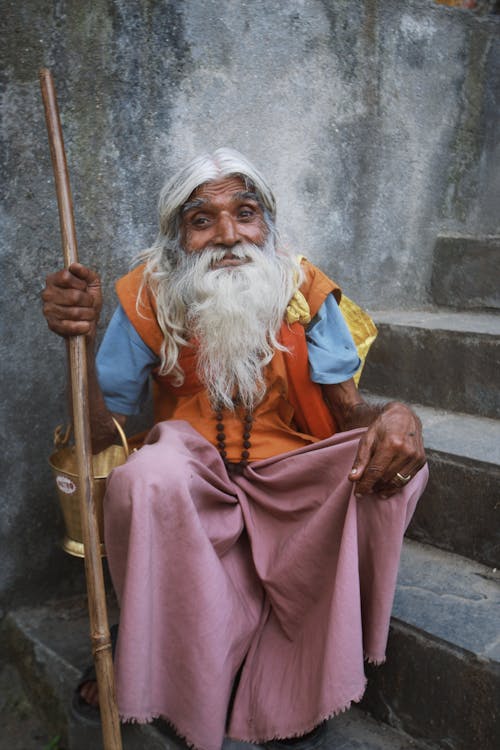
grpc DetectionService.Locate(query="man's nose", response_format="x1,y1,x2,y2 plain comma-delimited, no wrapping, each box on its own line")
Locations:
214,213,240,246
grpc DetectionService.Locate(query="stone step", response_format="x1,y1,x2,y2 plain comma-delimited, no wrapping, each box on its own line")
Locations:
0,662,56,750
430,234,500,311
360,309,500,419
361,539,500,750
1,595,437,750
410,404,500,568
361,398,500,568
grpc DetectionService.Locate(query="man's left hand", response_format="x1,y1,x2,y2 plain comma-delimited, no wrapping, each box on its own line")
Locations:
348,402,426,497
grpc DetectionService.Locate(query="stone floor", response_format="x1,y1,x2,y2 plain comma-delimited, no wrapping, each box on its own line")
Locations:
3,592,441,750
0,664,430,750
0,663,63,750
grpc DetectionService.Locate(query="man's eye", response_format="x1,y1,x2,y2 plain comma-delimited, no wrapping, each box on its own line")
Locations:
192,216,210,227
238,208,255,220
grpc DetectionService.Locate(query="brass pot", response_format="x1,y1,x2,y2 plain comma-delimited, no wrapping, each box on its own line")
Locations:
49,418,129,558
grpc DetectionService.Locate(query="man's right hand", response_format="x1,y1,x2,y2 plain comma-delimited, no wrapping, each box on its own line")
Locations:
42,262,102,338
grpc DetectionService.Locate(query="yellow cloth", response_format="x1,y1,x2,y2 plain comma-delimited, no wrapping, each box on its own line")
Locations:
339,295,378,385
285,288,311,325
286,257,377,386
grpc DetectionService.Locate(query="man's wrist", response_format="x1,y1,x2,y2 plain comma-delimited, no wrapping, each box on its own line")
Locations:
344,401,384,429
345,400,414,426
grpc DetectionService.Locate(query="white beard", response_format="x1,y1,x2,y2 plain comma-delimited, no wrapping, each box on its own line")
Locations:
168,240,296,411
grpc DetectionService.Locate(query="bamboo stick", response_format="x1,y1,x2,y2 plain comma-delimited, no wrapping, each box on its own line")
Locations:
39,68,122,750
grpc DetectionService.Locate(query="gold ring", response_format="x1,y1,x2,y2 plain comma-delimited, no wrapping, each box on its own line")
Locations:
395,472,412,486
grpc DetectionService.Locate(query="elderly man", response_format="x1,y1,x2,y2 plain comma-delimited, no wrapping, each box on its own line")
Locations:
42,148,427,750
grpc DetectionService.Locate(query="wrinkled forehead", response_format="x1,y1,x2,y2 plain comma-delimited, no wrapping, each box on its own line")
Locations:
191,176,247,200
181,175,264,212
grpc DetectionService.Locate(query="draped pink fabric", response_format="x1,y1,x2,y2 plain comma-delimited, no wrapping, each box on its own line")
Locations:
104,420,428,750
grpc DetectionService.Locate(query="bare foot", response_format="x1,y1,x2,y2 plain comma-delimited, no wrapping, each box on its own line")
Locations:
80,680,99,707
77,623,118,711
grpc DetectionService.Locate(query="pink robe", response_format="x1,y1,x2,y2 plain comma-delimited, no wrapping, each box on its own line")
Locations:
104,420,428,750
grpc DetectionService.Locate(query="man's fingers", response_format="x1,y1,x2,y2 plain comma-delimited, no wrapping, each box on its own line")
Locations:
42,264,103,338
374,431,426,494
353,462,392,496
376,458,427,496
42,286,97,309
43,265,101,296
349,435,372,480
360,452,427,498
347,402,426,498
372,464,418,498
44,318,92,337
348,432,384,495
67,262,101,286
351,447,421,498
43,301,97,336
44,268,88,292
349,432,397,495
47,304,97,322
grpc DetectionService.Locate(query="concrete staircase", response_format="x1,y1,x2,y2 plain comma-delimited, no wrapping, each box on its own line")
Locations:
2,234,499,750
1,592,438,750
359,234,500,749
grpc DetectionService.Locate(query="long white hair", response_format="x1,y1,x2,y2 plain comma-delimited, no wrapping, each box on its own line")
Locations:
135,148,301,403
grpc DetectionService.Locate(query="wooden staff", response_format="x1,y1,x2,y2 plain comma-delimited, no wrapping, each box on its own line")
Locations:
39,68,122,750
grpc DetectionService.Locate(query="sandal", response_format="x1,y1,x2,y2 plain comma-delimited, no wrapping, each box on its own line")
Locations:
71,623,119,725
265,721,328,750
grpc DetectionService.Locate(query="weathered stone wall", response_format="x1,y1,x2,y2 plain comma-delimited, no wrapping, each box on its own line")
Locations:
1,0,499,609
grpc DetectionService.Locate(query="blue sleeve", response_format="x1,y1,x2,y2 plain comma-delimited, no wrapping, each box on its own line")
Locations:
306,293,361,384
96,305,159,415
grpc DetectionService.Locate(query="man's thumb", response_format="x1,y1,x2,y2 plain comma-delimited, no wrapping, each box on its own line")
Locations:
348,436,372,482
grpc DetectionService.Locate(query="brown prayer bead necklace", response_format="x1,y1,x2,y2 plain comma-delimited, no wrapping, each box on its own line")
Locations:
214,401,254,474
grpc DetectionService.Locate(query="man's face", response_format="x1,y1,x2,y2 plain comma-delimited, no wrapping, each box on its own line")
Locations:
180,176,268,269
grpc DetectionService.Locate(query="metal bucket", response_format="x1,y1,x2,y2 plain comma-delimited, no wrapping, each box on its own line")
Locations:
49,418,129,558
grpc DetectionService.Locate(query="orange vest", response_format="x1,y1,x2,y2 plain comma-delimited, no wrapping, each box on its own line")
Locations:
116,259,340,461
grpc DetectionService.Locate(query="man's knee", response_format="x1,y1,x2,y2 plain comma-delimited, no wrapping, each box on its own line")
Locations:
105,431,194,514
